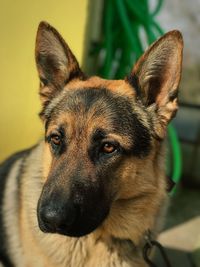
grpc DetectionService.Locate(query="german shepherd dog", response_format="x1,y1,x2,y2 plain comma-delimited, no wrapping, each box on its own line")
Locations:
0,22,183,267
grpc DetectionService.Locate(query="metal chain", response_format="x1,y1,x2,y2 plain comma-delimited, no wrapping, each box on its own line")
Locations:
143,236,172,267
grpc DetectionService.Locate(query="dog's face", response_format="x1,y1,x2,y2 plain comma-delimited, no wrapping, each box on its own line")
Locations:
36,22,183,237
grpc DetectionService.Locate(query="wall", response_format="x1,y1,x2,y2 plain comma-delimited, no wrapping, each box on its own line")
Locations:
157,0,200,104
0,0,88,161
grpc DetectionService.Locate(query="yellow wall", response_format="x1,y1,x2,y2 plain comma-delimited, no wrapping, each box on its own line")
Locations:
0,0,88,161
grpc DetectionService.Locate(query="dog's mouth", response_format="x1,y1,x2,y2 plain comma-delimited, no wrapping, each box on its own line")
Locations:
37,201,110,237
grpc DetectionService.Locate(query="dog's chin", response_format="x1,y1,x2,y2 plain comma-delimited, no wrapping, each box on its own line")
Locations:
38,208,110,237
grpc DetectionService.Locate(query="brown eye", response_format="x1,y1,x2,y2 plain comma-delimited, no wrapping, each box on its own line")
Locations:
50,134,61,146
102,143,116,154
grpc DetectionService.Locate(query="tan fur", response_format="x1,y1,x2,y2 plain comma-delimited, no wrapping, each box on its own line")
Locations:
66,77,136,98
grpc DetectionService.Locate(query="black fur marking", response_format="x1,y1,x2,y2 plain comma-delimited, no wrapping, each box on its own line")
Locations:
63,88,110,115
66,68,86,84
126,74,141,97
92,129,106,142
123,110,152,158
146,77,163,106
37,54,62,88
0,149,31,267
0,254,13,267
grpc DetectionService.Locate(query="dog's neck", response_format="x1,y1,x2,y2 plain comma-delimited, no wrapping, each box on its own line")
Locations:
79,233,148,267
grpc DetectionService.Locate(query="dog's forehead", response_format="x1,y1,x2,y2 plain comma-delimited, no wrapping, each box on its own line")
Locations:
46,88,135,132
44,78,143,143
45,76,139,125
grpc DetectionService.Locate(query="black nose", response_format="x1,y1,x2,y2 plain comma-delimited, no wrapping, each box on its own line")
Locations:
39,201,78,233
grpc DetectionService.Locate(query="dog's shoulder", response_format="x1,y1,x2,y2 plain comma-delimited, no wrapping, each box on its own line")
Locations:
0,146,38,267
0,149,29,176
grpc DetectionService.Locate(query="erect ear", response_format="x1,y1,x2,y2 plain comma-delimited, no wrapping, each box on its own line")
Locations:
35,21,85,106
127,31,183,138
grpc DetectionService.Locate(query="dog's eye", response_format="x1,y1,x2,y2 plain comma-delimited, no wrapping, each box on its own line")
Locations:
50,134,61,146
101,143,117,154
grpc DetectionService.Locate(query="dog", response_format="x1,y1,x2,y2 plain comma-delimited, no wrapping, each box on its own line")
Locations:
0,21,183,267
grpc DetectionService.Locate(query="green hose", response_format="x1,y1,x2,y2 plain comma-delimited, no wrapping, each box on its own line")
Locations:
167,124,182,194
93,0,182,192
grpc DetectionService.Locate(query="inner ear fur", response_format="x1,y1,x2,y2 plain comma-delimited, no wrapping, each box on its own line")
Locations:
127,30,183,138
35,21,85,106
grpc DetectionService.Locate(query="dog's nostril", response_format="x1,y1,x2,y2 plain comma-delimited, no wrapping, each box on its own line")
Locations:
40,203,78,233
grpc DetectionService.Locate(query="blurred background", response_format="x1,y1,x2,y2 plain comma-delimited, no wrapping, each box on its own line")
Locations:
0,0,200,266
0,0,87,161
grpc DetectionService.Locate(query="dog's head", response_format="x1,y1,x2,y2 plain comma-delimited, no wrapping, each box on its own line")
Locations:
36,22,183,237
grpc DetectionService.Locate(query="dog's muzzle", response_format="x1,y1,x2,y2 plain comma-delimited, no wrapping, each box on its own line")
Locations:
37,185,110,237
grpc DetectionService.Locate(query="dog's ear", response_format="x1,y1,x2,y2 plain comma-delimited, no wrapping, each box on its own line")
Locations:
35,21,84,105
127,31,183,138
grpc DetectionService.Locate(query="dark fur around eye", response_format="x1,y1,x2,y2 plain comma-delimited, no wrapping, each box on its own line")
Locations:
45,127,66,156
89,139,121,164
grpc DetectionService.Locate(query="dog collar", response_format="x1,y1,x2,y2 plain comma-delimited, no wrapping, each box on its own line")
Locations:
143,230,172,267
